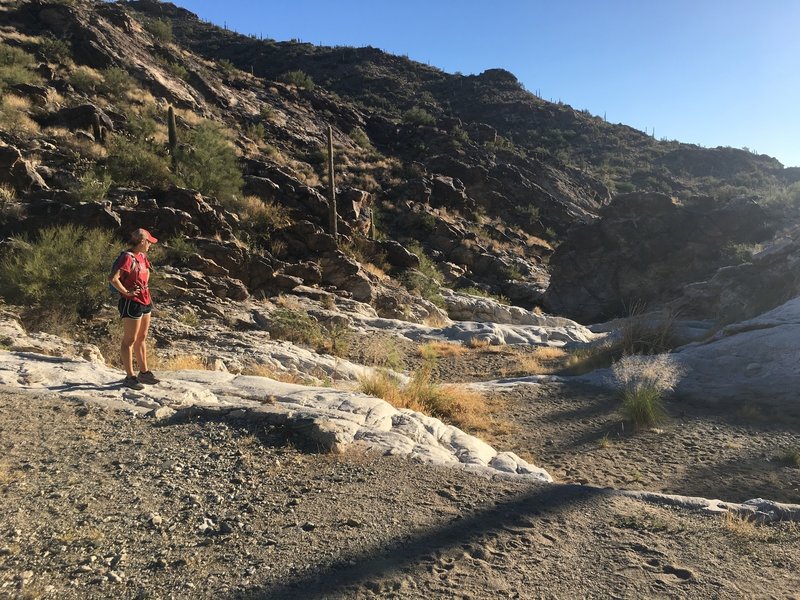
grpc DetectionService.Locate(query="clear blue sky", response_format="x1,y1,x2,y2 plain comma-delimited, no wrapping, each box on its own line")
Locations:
172,1,800,168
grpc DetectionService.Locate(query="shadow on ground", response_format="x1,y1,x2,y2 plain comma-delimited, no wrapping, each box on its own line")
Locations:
234,483,605,600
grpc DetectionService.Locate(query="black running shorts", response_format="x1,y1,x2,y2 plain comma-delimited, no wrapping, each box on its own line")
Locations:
118,298,153,320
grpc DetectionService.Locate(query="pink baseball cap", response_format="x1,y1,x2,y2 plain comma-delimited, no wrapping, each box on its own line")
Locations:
133,228,158,243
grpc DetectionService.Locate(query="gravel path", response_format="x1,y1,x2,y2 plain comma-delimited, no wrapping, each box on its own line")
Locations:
491,382,800,505
2,391,799,599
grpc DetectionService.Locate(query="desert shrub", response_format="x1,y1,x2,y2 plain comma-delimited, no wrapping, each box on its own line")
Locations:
0,225,115,320
319,320,351,357
457,286,510,305
67,66,103,94
0,44,40,89
721,242,762,264
566,308,679,374
402,107,435,126
245,122,266,142
217,58,236,76
101,67,135,98
612,354,684,430
341,236,388,271
268,308,322,346
160,236,197,266
144,18,173,43
225,195,291,233
349,126,372,149
38,36,72,64
106,134,173,189
176,121,243,201
153,55,189,80
360,336,404,370
777,448,800,468
406,242,442,282
0,184,23,226
402,270,444,308
260,105,275,120
401,242,444,306
278,70,314,91
0,94,39,135
73,171,111,203
762,182,800,210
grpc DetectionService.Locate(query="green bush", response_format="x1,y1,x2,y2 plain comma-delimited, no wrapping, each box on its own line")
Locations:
73,171,111,203
144,19,173,43
101,67,135,98
0,44,40,89
402,243,445,307
277,70,314,91
176,121,243,201
160,236,197,266
107,134,174,189
67,67,102,94
402,107,435,126
154,56,189,80
612,355,683,430
217,58,236,76
268,308,322,346
349,126,372,149
0,225,116,319
38,36,72,64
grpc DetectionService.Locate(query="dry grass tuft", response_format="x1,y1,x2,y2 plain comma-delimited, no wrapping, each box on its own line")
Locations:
0,94,39,134
507,346,569,376
612,354,684,430
533,346,568,361
275,294,303,311
419,341,467,358
465,337,492,349
225,195,291,230
422,311,449,328
360,337,404,370
723,512,767,540
359,366,497,433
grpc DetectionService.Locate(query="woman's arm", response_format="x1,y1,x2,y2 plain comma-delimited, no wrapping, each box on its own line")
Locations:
109,269,138,296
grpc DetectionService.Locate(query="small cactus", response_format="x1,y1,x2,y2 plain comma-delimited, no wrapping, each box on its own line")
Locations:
167,105,177,171
91,113,102,144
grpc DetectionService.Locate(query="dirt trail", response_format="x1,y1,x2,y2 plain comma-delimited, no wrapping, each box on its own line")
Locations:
1,391,798,599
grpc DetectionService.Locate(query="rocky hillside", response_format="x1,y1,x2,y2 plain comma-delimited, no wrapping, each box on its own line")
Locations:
1,0,799,323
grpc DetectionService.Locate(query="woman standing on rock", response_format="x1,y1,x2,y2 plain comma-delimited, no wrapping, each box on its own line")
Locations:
109,228,160,390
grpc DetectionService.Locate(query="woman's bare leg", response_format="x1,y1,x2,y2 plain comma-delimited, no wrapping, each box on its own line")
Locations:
121,317,142,377
134,313,151,373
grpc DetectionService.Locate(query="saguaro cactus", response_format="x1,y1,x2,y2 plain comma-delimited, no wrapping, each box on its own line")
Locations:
327,125,337,244
167,105,178,171
91,113,102,144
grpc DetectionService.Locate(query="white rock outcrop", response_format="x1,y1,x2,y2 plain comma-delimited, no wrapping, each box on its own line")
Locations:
0,315,552,482
671,296,800,407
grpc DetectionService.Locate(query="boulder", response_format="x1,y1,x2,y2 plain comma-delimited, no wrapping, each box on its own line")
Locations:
544,193,775,323
157,187,232,238
0,142,48,191
379,240,420,269
39,103,114,133
672,297,800,415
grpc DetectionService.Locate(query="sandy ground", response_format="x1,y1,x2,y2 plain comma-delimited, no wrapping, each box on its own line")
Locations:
1,390,799,600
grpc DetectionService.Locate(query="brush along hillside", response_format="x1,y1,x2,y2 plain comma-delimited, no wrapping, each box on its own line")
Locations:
0,0,799,328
